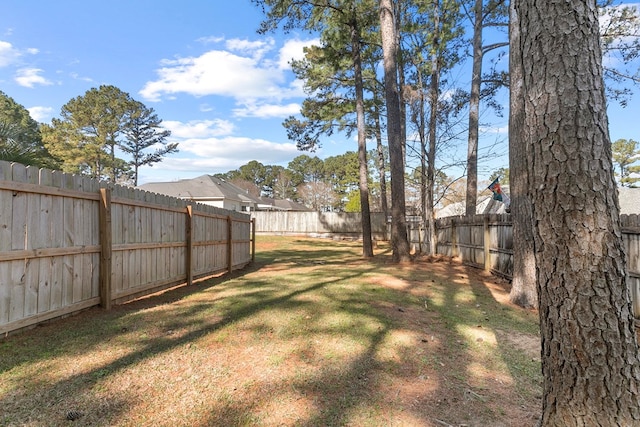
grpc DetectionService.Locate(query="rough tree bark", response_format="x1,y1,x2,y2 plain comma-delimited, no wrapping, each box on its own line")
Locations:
350,20,374,258
379,0,410,262
512,0,640,424
508,1,537,309
465,0,483,216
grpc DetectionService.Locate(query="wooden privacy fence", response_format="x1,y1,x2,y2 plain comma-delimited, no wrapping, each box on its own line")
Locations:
251,211,640,317
251,211,388,240
0,161,254,336
423,213,640,317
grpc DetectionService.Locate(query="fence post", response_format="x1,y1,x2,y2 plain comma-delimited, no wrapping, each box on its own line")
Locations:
484,215,491,272
451,217,458,257
99,188,112,310
227,215,233,273
251,218,256,262
185,205,194,286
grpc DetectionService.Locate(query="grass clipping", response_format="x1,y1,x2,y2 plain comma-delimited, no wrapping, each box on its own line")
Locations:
0,236,541,426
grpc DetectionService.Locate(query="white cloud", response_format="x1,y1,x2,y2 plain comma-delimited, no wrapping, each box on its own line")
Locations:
139,49,285,102
69,72,93,82
142,135,299,180
197,35,225,45
178,135,298,162
139,36,315,107
480,124,508,134
277,38,319,70
27,106,54,122
163,119,235,138
233,102,300,118
0,40,20,67
15,68,53,87
225,37,275,61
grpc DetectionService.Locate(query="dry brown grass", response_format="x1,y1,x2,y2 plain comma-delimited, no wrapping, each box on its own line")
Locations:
0,236,542,426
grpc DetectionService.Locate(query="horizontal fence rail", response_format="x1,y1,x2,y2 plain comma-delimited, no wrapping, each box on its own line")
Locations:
424,213,640,318
251,211,388,240
251,210,640,318
0,161,253,335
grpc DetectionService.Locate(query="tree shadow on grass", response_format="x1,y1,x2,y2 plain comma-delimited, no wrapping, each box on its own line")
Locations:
0,238,542,426
0,253,379,426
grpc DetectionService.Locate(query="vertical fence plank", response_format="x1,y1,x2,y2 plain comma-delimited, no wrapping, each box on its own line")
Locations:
99,188,112,310
37,169,53,314
186,205,193,286
252,218,256,262
1,173,254,334
483,216,491,272
0,162,13,324
227,215,233,273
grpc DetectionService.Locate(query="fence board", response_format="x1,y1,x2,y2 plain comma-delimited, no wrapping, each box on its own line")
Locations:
1,166,253,335
253,211,638,316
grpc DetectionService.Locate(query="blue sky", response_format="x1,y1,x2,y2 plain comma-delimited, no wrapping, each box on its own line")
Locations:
1,1,639,185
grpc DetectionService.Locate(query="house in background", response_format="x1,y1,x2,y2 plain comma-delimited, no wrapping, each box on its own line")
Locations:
435,186,639,218
257,197,312,212
436,190,510,218
138,174,311,212
138,175,263,212
619,187,640,215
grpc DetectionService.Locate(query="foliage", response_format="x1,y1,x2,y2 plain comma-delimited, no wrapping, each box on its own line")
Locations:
344,189,361,212
120,101,176,186
41,85,175,183
598,1,640,105
297,180,338,211
488,166,509,185
0,91,57,169
611,138,640,186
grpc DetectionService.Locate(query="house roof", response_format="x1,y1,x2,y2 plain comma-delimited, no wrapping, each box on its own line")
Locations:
619,187,640,215
138,175,263,204
258,197,311,211
436,194,509,218
436,186,640,218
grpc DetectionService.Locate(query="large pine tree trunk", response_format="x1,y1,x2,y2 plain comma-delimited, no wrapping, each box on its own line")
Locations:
379,0,410,262
513,0,640,424
508,0,537,309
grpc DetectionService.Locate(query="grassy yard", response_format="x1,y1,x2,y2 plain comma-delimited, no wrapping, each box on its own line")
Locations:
0,236,542,426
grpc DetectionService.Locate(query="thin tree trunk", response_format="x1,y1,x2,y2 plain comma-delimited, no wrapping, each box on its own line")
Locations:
514,0,640,423
465,0,483,216
380,0,410,262
373,108,389,218
426,0,441,256
350,20,373,258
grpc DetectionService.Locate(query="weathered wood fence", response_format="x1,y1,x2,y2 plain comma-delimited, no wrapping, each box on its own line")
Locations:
251,211,388,240
0,161,254,336
252,211,640,317
419,213,640,317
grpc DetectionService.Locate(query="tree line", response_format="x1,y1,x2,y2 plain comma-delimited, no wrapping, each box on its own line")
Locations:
217,152,472,213
253,0,640,424
0,86,177,186
1,0,640,421
254,0,639,260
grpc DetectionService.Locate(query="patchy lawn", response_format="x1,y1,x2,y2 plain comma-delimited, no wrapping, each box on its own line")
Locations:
0,236,542,426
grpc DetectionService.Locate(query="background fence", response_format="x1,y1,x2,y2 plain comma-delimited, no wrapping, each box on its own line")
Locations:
252,210,640,317
0,161,253,336
419,214,639,317
251,211,389,240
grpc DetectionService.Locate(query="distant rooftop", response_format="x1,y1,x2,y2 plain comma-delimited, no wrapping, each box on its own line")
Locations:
138,175,262,204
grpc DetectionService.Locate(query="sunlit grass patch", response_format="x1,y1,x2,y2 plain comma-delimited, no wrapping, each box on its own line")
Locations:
0,235,541,427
